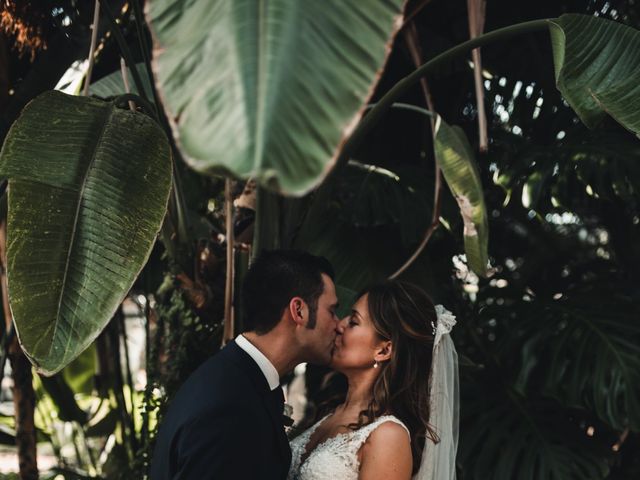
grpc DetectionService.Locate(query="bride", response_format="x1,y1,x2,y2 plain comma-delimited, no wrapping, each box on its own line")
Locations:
288,280,459,480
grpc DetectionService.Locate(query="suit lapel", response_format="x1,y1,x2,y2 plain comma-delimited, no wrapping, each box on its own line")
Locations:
226,341,292,470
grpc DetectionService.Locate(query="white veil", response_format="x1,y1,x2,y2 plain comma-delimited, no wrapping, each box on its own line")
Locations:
414,305,459,480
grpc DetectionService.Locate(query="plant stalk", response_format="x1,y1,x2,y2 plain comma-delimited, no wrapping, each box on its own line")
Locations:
119,310,137,450
130,0,156,103
114,93,155,115
380,103,442,279
343,19,551,156
120,58,136,110
82,0,101,96
467,0,488,152
252,187,282,259
100,0,150,114
402,0,436,28
222,178,235,345
390,25,443,279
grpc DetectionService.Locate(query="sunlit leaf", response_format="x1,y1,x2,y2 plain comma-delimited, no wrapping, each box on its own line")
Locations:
521,170,550,209
434,116,489,277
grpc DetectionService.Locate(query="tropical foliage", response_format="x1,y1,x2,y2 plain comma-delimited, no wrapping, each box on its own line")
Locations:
0,0,638,478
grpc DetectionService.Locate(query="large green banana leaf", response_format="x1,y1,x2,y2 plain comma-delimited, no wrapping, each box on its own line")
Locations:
0,91,171,375
434,116,489,277
550,14,640,135
146,0,404,195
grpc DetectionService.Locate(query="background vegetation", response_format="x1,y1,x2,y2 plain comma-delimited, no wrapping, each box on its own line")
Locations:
0,0,638,479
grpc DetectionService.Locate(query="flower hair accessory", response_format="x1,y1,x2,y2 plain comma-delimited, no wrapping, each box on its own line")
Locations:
432,305,456,346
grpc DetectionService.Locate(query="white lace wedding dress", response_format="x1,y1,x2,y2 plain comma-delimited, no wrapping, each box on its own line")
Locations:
288,414,410,480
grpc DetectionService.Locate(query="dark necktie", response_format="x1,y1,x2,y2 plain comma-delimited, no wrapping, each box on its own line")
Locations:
270,386,294,426
270,386,285,412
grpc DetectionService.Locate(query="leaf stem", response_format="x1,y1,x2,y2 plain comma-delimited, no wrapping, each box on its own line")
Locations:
113,93,156,115
402,0,434,28
130,0,162,110
222,178,235,345
119,58,136,110
367,103,441,279
361,102,441,278
100,1,153,115
364,102,436,117
253,187,281,259
82,0,101,97
344,18,551,155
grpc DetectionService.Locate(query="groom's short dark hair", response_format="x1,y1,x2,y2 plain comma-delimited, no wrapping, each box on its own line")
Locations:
241,250,334,335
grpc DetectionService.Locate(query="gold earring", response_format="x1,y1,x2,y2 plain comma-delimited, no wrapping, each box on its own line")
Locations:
373,360,379,369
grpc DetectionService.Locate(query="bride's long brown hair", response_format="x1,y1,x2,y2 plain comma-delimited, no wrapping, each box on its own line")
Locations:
350,280,439,474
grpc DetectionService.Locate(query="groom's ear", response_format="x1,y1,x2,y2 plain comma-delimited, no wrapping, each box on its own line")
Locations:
288,297,307,326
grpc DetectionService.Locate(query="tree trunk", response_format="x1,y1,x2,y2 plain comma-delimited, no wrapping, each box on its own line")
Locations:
8,338,38,480
0,223,38,479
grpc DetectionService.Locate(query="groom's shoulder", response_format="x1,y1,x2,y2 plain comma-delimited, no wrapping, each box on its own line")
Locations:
199,339,253,385
157,343,260,439
150,342,269,476
171,341,256,408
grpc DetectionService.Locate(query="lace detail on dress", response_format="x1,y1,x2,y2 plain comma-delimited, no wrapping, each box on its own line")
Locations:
288,415,410,480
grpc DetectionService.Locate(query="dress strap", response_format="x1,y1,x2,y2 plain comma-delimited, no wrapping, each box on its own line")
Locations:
350,415,410,451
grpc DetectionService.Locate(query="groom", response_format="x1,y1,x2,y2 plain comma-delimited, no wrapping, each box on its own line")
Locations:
150,250,339,479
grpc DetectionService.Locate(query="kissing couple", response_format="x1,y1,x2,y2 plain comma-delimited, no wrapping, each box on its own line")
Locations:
150,250,459,480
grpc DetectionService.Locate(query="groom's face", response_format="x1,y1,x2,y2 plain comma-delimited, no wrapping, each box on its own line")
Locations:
300,273,340,365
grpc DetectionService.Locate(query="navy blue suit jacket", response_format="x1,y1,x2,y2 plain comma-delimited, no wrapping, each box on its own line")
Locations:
149,340,291,479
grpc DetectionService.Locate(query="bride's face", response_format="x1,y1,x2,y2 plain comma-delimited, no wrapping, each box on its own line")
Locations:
331,294,389,372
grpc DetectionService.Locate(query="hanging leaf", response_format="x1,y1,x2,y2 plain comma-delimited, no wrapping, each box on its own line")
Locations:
433,116,489,277
521,170,551,210
549,14,640,136
0,91,172,375
146,0,404,195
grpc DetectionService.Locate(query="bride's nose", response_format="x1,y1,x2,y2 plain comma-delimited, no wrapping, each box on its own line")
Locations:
336,316,348,334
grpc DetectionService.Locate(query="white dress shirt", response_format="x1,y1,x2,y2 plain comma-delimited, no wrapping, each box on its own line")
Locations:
235,334,280,391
